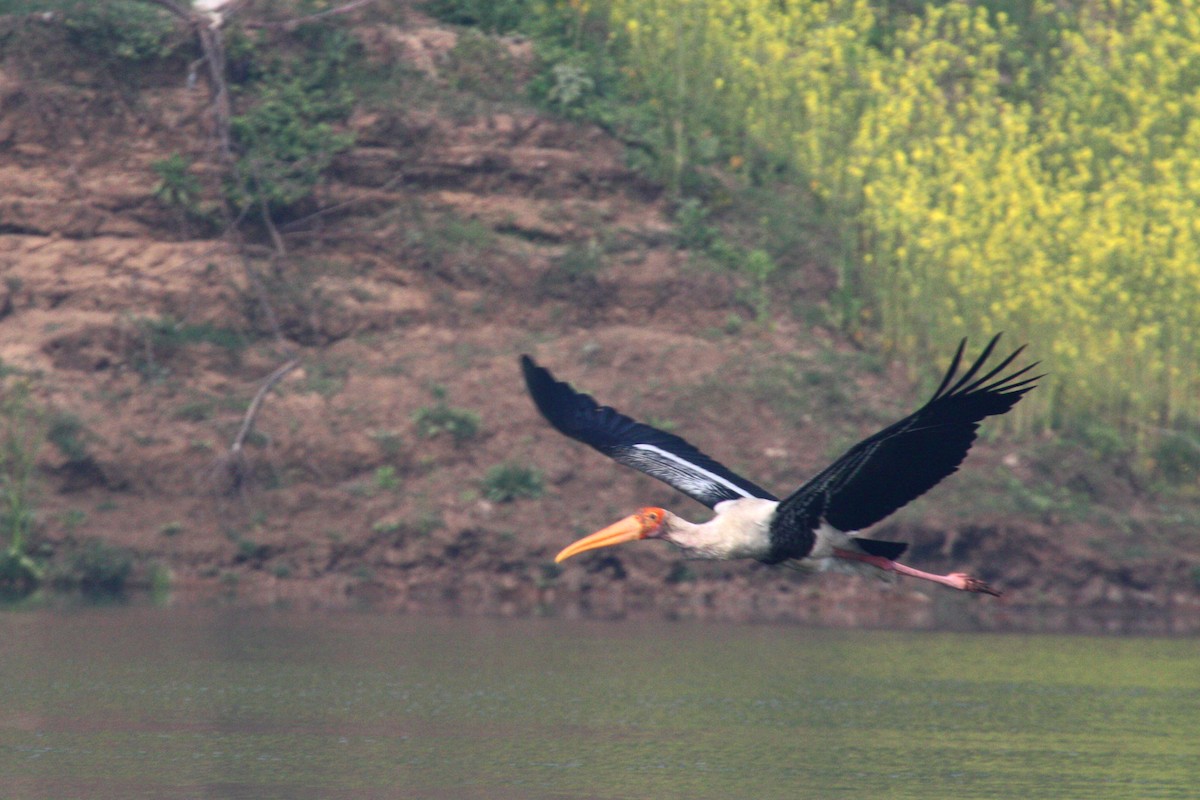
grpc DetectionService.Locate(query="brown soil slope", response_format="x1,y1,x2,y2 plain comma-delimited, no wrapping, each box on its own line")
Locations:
1,7,1196,631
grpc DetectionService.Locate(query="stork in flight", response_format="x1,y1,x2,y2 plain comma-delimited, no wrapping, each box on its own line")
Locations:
521,336,1040,596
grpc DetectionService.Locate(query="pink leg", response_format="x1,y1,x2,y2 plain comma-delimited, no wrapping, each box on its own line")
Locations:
833,549,1001,596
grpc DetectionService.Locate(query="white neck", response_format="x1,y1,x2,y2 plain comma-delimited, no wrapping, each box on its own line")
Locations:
663,499,777,561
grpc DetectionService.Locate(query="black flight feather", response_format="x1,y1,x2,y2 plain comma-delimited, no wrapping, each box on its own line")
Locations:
521,355,776,508
766,334,1040,563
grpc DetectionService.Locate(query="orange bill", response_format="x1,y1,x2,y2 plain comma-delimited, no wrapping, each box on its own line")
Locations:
554,514,646,563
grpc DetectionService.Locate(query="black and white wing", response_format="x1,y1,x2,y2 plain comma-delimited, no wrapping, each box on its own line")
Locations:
770,335,1040,550
521,355,776,508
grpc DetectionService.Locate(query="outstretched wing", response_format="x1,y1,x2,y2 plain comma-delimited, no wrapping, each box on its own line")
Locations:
771,335,1040,546
521,355,776,508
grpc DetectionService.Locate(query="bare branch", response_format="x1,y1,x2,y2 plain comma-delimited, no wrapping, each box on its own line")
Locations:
208,358,300,498
196,23,232,160
231,358,300,456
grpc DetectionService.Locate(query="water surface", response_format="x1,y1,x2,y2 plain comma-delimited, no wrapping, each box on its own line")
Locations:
0,608,1195,799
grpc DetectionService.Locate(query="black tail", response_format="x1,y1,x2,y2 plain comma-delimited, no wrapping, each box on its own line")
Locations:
854,537,907,559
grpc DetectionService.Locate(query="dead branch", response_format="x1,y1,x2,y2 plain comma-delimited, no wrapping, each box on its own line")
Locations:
195,22,233,160
141,1,233,158
208,358,299,496
231,358,300,456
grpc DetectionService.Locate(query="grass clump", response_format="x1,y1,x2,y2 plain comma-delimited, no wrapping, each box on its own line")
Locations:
151,154,202,211
131,315,248,380
46,411,91,465
481,463,544,503
414,404,481,443
152,154,217,234
373,465,401,492
413,387,481,444
53,538,134,597
0,380,44,592
62,0,182,64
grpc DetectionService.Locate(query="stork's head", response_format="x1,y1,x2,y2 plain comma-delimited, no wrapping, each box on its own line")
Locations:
554,507,669,563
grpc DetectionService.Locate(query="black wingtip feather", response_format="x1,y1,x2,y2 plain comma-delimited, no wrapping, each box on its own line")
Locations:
521,354,587,436
931,337,969,401
943,332,1004,398
958,344,1026,396
933,335,1042,409
771,335,1041,546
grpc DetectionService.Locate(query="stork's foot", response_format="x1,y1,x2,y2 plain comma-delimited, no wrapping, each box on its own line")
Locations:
832,549,1003,597
948,572,1001,596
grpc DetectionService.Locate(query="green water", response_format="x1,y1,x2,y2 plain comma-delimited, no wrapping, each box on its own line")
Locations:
0,608,1196,799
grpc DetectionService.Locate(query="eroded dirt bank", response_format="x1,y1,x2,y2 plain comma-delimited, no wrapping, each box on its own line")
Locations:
1,5,1197,631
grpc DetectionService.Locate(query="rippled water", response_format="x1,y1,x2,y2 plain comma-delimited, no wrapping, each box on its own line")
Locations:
0,607,1196,799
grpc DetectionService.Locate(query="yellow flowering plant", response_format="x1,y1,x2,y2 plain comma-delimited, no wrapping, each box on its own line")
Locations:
589,0,1200,447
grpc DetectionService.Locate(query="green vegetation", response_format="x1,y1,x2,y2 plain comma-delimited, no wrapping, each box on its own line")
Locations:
2,0,1194,600
52,538,134,597
371,517,403,535
0,381,44,591
375,508,446,539
46,410,94,469
446,30,519,100
131,315,247,380
297,355,349,397
425,0,530,32
413,387,482,444
61,0,181,64
420,0,1200,462
407,213,498,275
151,154,216,231
373,465,401,492
224,21,358,215
558,0,1200,449
481,463,544,503
415,510,446,536
152,154,202,210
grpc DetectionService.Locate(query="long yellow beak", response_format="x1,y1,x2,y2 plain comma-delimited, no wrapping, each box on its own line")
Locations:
554,514,646,563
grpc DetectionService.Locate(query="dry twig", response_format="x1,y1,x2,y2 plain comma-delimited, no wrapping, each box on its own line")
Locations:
209,358,299,497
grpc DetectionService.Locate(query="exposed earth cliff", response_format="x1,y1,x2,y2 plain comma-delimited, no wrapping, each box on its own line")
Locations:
1,3,1197,632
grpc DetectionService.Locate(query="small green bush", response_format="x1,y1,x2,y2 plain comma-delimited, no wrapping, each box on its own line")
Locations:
674,198,717,251
481,463,544,503
225,22,359,215
151,154,215,233
0,380,43,588
131,316,247,379
63,1,180,64
58,539,133,596
46,411,90,464
413,402,481,444
373,465,400,492
227,77,355,213
1151,427,1200,486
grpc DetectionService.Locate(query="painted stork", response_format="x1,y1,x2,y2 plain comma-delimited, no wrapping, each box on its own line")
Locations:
521,336,1040,596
